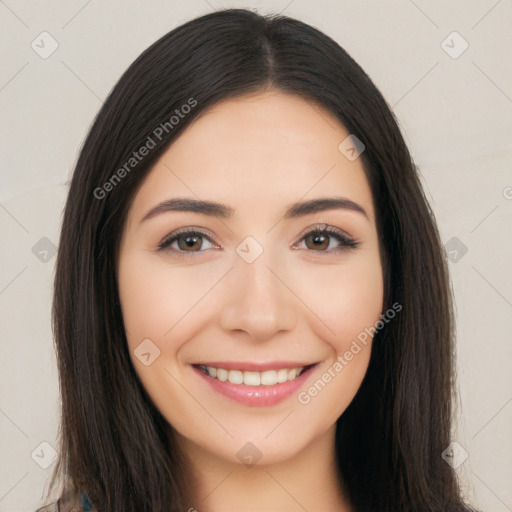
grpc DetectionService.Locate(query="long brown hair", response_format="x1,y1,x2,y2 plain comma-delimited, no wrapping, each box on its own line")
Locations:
42,8,478,511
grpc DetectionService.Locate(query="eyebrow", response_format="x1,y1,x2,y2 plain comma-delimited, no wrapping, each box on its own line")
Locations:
140,196,368,223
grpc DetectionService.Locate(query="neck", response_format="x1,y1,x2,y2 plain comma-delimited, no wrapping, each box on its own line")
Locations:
176,424,353,512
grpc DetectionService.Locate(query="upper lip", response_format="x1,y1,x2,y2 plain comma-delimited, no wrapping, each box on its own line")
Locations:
193,361,318,371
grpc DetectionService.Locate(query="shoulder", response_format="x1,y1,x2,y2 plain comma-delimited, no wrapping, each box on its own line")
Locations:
35,491,95,512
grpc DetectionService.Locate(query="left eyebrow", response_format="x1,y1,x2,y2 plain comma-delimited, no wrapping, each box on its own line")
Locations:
139,196,369,224
283,197,368,220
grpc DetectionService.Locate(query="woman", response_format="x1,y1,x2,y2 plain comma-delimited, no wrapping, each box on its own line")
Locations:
37,8,479,512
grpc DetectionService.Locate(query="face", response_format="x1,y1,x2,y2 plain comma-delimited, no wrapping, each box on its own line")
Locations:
117,91,384,467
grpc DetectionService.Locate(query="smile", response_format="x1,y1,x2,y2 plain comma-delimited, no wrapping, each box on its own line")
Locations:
197,364,307,386
192,362,319,407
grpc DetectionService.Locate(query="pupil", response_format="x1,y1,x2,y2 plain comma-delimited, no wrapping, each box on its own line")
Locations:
181,235,200,250
309,233,328,250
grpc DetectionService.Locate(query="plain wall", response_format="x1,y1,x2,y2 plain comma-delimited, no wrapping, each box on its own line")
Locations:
0,1,511,510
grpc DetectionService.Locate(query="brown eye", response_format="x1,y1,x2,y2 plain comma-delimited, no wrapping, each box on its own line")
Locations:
295,226,358,253
177,234,203,251
304,233,329,251
158,230,218,255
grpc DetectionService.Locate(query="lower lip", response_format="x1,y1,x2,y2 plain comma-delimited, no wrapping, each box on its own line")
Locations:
192,364,318,407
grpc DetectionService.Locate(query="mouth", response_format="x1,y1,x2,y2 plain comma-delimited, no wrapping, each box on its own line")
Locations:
191,362,319,407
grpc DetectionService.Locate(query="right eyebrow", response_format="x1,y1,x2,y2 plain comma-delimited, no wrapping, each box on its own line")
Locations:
140,198,234,223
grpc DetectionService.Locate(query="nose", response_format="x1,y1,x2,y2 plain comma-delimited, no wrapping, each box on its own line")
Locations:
219,253,298,341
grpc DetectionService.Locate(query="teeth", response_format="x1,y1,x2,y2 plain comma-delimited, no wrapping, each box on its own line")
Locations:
198,365,306,386
217,368,228,382
277,369,288,383
243,371,260,386
228,370,243,384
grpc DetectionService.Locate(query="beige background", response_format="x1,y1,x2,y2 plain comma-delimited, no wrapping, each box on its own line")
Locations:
1,1,511,511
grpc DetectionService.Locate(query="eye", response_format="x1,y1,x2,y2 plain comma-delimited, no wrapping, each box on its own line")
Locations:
293,224,358,253
158,224,358,258
158,229,219,256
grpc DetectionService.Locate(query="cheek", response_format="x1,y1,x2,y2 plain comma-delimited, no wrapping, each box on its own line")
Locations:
293,252,383,419
117,250,218,418
294,250,384,352
118,251,222,344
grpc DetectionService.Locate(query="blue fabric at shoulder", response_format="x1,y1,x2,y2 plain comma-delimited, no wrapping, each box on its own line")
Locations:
81,492,93,511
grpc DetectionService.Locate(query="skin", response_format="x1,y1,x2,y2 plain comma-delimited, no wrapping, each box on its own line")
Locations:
117,90,384,512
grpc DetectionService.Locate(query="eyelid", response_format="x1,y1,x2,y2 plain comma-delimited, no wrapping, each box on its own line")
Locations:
157,227,221,253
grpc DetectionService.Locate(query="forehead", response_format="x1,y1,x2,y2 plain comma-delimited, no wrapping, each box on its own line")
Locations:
127,91,375,222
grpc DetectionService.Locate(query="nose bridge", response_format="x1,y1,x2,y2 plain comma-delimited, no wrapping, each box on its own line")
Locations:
219,245,297,340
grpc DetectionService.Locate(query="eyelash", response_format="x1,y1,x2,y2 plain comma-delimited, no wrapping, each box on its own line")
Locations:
157,225,359,258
